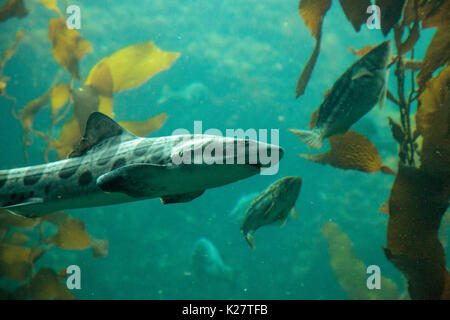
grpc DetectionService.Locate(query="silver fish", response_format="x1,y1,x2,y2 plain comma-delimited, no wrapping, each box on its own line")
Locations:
241,176,302,248
0,112,284,218
292,40,391,149
191,238,234,284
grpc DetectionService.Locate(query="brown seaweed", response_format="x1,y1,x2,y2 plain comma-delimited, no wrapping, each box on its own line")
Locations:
375,0,407,36
48,17,92,79
0,0,27,23
295,0,331,98
321,221,400,299
338,0,372,32
291,129,395,174
0,209,108,299
293,0,449,300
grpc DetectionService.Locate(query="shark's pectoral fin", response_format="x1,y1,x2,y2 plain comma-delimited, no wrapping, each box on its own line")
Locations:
2,197,44,209
97,163,167,198
160,190,205,204
351,67,374,80
2,197,45,218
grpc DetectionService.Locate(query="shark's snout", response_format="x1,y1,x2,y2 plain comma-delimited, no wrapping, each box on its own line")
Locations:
231,138,283,169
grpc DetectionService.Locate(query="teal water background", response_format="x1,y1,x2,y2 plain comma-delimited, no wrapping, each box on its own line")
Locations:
0,0,445,299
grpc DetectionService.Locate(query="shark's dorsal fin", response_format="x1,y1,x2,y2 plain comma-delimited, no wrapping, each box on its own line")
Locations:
69,112,137,158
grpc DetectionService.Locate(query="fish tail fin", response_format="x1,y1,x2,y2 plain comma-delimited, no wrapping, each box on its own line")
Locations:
290,206,299,220
291,129,323,149
279,216,288,227
245,233,255,249
157,85,172,104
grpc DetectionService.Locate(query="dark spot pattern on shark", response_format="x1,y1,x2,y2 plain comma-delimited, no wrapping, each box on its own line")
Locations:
96,139,120,167
4,192,26,206
78,171,93,186
23,168,43,185
133,139,149,157
112,158,127,170
97,155,112,167
149,151,163,163
59,160,81,179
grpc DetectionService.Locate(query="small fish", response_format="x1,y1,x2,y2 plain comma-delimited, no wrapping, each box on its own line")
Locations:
241,176,302,248
292,40,391,149
191,238,235,285
157,82,208,104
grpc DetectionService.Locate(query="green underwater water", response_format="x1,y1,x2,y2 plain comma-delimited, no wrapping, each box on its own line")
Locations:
0,0,447,299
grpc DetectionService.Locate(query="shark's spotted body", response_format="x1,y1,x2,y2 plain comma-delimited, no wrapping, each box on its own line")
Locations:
0,112,283,218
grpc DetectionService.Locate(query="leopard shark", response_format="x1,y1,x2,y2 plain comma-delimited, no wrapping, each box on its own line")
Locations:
0,112,284,218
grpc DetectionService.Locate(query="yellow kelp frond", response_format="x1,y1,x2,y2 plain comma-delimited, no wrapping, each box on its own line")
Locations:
0,243,34,281
321,221,400,299
50,42,178,159
1,30,25,71
51,116,81,159
298,130,395,174
51,83,70,116
119,113,167,137
48,17,92,79
85,41,180,93
34,0,62,16
83,61,113,97
41,211,109,258
12,267,74,300
18,88,52,130
47,217,91,250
